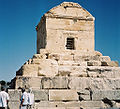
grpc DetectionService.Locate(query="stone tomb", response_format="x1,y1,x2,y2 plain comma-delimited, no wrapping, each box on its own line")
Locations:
10,2,120,109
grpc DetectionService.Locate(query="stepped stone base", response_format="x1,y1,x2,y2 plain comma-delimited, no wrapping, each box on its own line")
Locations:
9,51,120,109
8,88,120,109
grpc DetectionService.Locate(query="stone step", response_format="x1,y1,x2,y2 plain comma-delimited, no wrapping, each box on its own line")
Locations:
8,100,120,109
8,89,120,102
14,76,120,90
34,101,104,108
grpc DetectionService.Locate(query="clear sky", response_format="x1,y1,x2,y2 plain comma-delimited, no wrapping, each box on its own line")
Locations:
0,0,120,81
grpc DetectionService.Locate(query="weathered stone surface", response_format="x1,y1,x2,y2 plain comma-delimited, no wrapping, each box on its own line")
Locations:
68,77,120,90
66,108,80,109
36,108,65,109
33,90,49,101
22,64,38,77
41,77,68,89
38,59,58,77
92,90,120,101
102,61,119,67
49,90,79,101
87,61,101,66
46,2,94,19
8,89,21,101
80,101,104,108
34,101,65,107
33,54,47,59
8,101,20,109
99,56,111,62
59,54,74,61
15,76,42,89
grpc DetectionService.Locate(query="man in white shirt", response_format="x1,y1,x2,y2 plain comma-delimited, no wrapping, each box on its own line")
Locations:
20,88,28,109
0,87,9,109
27,88,34,109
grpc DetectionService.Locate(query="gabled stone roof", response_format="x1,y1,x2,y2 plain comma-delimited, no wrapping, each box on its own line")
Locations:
45,2,94,20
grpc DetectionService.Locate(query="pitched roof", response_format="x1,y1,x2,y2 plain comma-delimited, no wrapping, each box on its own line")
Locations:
45,2,94,20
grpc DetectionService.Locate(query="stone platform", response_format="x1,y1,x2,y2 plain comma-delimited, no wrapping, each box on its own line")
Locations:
9,52,120,109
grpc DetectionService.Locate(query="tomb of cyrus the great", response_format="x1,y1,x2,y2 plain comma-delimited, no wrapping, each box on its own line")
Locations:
9,2,120,109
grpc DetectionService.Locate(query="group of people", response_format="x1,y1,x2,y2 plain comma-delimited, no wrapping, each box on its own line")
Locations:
20,88,34,109
0,86,34,109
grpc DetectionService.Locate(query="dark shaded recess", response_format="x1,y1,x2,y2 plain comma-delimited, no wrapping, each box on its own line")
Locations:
102,97,113,107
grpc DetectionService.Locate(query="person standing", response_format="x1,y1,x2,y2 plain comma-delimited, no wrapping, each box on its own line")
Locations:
27,88,34,109
20,88,28,109
0,87,9,109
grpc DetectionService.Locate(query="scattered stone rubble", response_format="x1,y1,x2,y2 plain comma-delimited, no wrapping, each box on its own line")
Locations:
9,2,120,109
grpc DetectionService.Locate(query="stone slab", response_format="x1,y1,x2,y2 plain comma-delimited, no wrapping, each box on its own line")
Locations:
92,90,120,101
41,77,68,89
15,76,42,89
49,90,79,101
33,90,49,101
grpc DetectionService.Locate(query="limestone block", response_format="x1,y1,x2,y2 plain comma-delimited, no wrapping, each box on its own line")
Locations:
46,18,94,31
41,77,68,89
58,61,74,66
33,54,46,59
8,101,20,109
77,90,90,101
68,77,120,90
15,76,42,89
28,77,42,89
36,108,65,109
80,62,87,66
22,64,38,77
92,90,120,101
15,76,31,89
34,101,65,107
49,90,79,101
33,90,49,101
66,108,80,109
32,59,41,64
80,101,103,108
86,66,120,78
58,60,86,67
58,66,87,77
94,51,103,56
101,61,119,67
96,67,120,78
73,55,101,62
48,53,60,61
70,66,87,77
58,66,72,76
59,54,74,61
68,77,91,90
99,56,111,62
8,89,21,101
73,55,84,62
83,108,102,109
64,101,81,107
38,59,58,77
109,61,119,67
87,61,101,66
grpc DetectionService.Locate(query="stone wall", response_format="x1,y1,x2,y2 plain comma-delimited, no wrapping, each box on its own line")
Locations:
9,76,120,109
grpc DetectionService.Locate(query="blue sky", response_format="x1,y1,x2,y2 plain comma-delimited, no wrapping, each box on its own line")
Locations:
0,0,120,81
